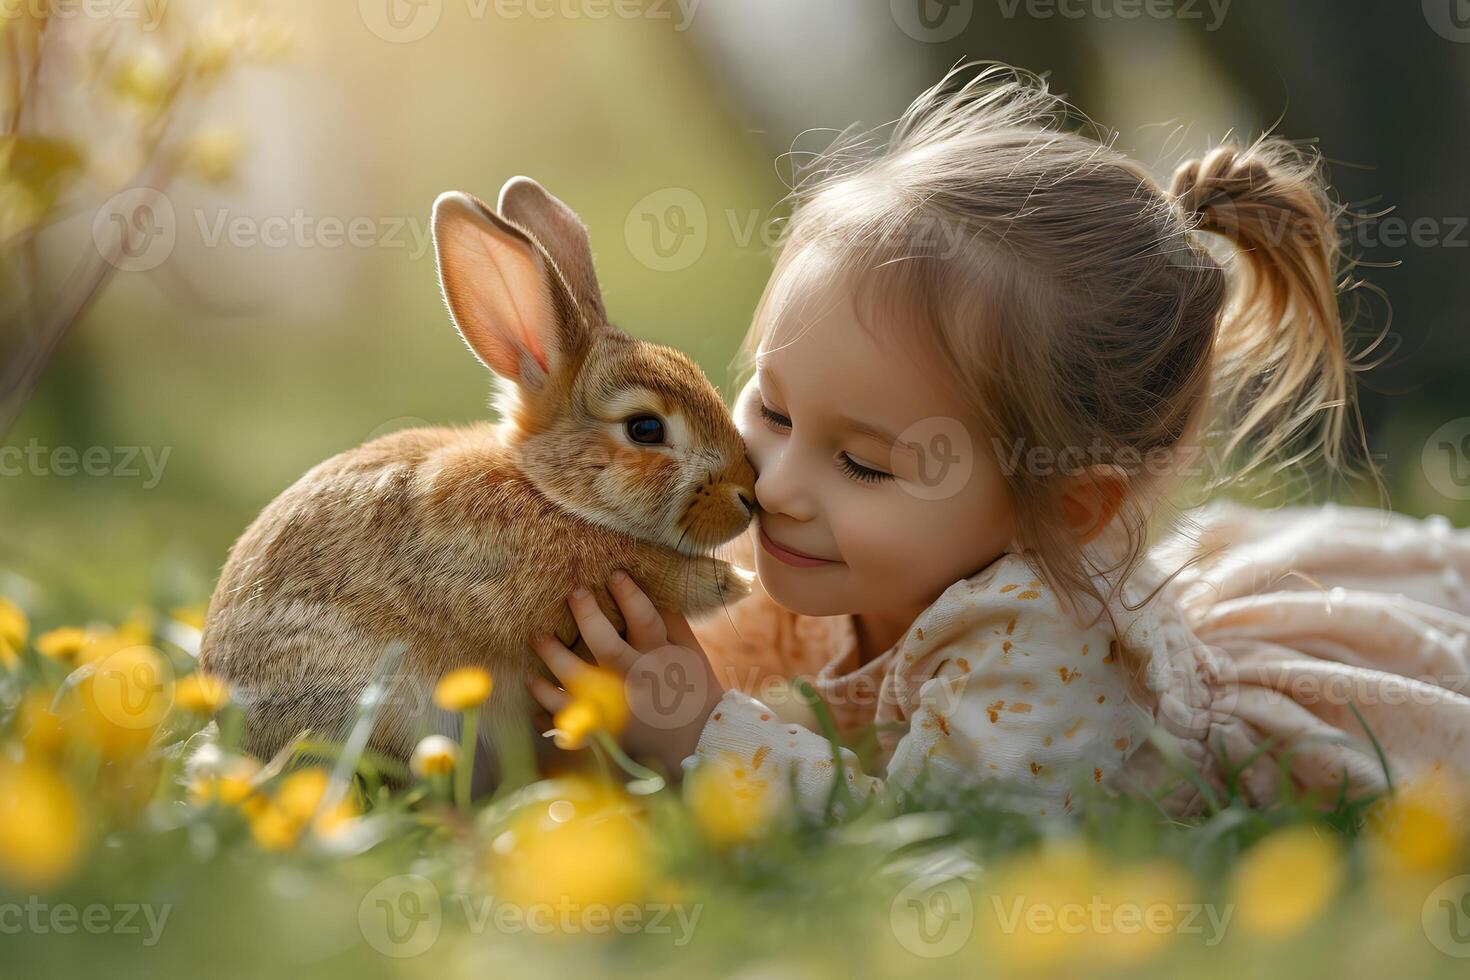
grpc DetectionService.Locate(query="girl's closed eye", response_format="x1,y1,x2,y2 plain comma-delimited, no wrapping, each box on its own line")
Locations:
838,454,892,484
758,402,791,431
757,397,894,485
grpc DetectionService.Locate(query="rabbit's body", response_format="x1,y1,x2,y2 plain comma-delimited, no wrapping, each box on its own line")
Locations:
199,179,754,784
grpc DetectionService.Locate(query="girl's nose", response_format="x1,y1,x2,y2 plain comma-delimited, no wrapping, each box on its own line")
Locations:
751,442,817,523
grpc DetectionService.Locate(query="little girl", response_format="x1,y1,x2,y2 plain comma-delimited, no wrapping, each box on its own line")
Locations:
529,64,1470,818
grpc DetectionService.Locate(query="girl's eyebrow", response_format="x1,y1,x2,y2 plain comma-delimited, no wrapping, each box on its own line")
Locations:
759,360,911,453
843,417,901,447
764,362,911,449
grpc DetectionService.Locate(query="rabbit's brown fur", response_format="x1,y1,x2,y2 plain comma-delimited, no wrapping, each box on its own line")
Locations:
199,179,754,786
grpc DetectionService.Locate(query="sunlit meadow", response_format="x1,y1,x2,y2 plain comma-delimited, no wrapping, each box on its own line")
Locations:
4,1,1470,977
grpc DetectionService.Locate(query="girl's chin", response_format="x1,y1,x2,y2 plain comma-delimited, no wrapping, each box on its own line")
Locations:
755,551,849,617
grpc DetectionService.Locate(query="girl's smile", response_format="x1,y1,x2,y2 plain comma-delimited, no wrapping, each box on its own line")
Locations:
757,522,840,567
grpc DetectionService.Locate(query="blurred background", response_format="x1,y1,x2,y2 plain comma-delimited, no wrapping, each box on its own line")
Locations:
3,0,1468,622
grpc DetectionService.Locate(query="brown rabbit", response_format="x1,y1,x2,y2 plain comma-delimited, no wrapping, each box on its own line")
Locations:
198,177,755,787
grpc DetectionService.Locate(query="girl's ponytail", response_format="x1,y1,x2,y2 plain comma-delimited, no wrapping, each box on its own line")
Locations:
1168,140,1375,489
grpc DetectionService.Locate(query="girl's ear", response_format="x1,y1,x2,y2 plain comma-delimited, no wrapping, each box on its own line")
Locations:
1061,464,1130,546
431,190,584,386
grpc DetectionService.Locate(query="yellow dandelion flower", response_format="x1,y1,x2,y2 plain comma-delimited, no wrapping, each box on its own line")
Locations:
490,781,649,914
1366,770,1467,876
189,756,261,810
1229,825,1344,938
312,797,361,841
70,645,174,758
0,596,28,669
552,666,627,749
249,801,301,852
982,838,1108,969
684,752,779,845
16,689,66,757
247,768,359,848
0,757,86,888
410,735,459,779
174,673,231,714
1091,859,1194,965
275,768,330,821
74,628,131,666
35,627,90,664
433,666,493,711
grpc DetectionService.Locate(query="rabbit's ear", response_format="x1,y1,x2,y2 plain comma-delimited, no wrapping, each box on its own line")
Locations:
431,191,582,385
497,176,606,322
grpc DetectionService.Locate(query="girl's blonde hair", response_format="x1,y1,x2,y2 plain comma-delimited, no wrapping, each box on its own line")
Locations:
737,63,1386,619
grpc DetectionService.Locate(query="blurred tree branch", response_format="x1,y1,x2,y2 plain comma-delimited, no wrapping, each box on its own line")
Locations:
0,0,293,439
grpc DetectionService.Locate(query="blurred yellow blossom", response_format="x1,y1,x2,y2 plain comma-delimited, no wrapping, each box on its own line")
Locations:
181,124,244,183
980,838,1109,968
490,779,650,914
1229,825,1344,938
16,689,66,757
0,596,26,669
410,735,459,779
552,666,627,749
1089,859,1194,965
249,768,360,849
35,627,90,664
685,752,778,845
434,666,493,711
0,757,85,888
174,672,231,714
110,47,177,110
69,645,174,758
189,755,263,813
1366,769,1467,876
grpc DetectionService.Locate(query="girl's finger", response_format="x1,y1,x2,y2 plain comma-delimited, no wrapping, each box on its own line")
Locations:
528,674,570,715
530,632,592,686
567,588,637,671
660,605,701,652
608,570,667,652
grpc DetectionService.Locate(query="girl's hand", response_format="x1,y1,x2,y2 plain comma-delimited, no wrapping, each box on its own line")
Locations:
527,570,723,776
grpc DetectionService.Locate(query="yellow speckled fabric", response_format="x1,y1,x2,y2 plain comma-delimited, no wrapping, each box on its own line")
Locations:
688,503,1470,817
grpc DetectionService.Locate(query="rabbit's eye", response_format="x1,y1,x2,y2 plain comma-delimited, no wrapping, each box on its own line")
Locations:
625,415,666,445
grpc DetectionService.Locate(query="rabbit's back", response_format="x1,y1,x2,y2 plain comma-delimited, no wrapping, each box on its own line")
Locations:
200,424,563,758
